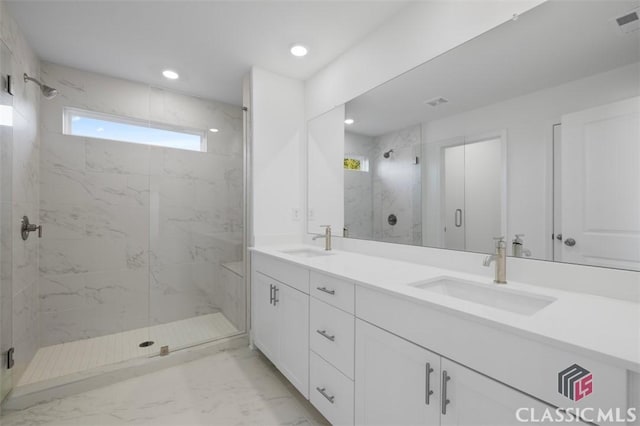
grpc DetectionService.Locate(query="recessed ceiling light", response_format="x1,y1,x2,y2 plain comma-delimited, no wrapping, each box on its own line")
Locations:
162,70,179,80
290,45,308,57
344,118,354,125
209,128,219,133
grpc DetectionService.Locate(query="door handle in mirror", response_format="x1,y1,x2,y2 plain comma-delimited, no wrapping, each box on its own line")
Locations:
455,209,462,228
564,238,576,247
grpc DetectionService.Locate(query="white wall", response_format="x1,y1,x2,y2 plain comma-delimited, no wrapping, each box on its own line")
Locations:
251,67,306,244
305,0,545,120
307,105,344,235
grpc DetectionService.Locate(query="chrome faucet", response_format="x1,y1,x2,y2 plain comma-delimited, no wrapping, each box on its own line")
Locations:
512,234,532,258
483,236,507,284
312,225,332,251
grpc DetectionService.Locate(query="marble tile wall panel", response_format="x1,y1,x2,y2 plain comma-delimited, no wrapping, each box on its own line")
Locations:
344,131,373,240
38,62,244,344
215,264,246,333
371,125,422,246
0,0,42,389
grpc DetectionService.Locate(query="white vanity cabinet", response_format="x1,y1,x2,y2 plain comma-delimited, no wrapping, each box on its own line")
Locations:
355,319,441,425
251,250,624,426
356,319,583,426
438,358,576,426
309,271,356,425
251,254,310,398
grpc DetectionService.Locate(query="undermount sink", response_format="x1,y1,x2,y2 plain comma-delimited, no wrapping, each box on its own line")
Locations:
279,248,334,258
411,276,556,316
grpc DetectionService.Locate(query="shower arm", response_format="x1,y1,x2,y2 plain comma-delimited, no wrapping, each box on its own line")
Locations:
24,73,43,88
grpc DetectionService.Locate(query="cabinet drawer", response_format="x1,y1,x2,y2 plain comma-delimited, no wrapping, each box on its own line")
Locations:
310,351,354,426
310,298,355,379
253,253,309,294
310,271,354,313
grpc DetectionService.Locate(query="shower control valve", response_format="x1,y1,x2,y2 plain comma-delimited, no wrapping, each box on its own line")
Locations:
21,215,42,240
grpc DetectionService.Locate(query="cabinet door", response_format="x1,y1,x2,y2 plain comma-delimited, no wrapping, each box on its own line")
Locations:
355,320,441,426
440,359,581,426
251,273,278,362
278,283,310,398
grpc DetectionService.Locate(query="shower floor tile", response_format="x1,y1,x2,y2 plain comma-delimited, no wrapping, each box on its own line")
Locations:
17,312,238,387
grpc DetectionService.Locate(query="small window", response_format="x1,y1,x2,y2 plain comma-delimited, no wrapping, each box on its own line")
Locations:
344,155,369,172
63,107,206,152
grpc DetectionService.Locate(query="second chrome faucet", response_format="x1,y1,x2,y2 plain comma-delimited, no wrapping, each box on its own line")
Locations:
312,225,332,251
483,236,507,284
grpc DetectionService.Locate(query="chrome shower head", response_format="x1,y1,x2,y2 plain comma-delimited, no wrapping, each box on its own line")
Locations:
383,149,394,158
23,73,58,99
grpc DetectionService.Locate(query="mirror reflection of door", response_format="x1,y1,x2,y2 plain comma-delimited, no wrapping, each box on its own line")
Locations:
443,137,503,253
443,144,465,250
558,96,640,270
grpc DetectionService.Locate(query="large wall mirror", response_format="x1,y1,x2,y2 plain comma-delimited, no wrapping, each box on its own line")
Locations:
307,0,640,271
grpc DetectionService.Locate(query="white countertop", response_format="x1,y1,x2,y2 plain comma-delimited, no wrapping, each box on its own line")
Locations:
251,245,640,373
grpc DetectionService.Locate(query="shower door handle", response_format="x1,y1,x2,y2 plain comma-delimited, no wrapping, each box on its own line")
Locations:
455,209,463,228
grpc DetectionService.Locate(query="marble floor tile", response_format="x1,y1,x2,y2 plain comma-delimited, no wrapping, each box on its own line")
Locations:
1,346,328,426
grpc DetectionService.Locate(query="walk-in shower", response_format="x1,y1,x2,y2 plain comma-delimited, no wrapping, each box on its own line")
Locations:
1,62,247,407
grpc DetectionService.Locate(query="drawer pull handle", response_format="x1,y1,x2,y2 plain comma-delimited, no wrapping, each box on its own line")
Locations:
269,284,275,305
316,386,335,404
425,362,434,405
316,286,335,295
316,329,335,342
442,370,451,415
273,286,279,306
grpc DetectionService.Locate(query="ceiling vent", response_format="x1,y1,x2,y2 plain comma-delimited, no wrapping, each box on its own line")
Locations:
614,8,640,34
424,97,449,107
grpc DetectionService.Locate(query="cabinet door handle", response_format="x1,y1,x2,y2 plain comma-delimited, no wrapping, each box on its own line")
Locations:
269,284,274,305
316,329,335,342
425,362,434,405
273,286,279,306
316,286,335,295
316,386,335,404
441,370,451,415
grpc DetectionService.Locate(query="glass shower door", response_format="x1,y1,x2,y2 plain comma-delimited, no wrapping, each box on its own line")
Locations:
0,41,14,401
147,88,245,355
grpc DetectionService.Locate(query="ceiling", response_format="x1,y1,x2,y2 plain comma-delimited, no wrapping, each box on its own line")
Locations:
6,0,408,106
345,0,640,137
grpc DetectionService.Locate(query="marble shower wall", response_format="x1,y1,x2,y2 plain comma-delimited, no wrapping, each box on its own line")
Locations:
371,125,422,246
0,0,41,389
344,131,373,240
39,62,243,346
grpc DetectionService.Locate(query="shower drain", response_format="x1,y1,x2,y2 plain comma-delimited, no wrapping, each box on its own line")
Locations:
139,340,154,348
